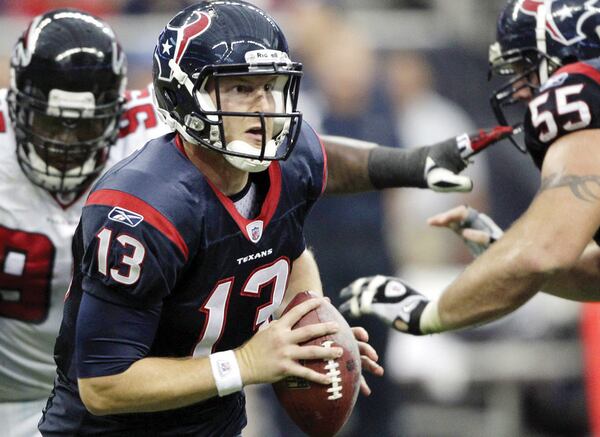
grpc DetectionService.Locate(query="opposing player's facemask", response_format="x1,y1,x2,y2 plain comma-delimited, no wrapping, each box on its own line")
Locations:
11,90,122,194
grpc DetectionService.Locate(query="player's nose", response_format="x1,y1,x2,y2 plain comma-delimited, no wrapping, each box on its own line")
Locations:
512,79,534,102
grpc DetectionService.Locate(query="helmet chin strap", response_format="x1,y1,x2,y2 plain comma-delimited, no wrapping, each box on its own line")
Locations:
224,139,277,173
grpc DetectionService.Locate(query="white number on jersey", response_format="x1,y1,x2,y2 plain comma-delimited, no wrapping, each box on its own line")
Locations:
529,84,591,143
193,258,290,356
96,227,145,285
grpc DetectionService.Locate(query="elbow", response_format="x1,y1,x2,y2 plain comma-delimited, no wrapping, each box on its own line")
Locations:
78,377,120,416
513,245,580,277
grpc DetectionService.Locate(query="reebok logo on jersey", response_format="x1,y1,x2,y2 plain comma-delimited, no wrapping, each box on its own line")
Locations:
108,207,144,227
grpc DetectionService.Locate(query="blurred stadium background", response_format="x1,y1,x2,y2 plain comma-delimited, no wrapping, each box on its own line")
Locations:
0,1,594,436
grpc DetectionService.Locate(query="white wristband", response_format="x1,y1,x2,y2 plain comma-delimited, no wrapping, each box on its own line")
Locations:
419,300,444,334
209,350,243,397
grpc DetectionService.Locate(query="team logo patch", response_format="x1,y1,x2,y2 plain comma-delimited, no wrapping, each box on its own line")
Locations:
108,207,144,227
246,220,264,243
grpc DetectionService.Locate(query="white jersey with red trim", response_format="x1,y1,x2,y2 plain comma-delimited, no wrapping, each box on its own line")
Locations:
0,86,171,402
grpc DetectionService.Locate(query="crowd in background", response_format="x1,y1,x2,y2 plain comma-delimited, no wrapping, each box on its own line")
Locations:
0,1,592,436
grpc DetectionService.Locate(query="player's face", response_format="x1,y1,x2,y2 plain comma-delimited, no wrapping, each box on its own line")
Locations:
510,70,539,102
209,75,277,148
28,112,113,171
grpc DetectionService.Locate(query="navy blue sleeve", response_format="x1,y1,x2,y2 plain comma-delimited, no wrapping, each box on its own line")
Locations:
298,121,327,208
76,292,161,378
79,190,189,308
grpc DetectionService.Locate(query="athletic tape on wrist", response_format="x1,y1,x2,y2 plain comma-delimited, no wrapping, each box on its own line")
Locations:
209,350,243,397
419,300,445,334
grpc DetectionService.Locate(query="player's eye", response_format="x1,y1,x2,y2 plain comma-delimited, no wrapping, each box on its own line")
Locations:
233,84,253,94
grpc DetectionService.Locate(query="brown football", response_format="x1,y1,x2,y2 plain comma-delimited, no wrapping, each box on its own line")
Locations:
272,291,361,437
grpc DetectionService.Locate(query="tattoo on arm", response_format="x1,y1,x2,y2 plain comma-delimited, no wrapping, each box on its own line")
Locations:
539,173,600,202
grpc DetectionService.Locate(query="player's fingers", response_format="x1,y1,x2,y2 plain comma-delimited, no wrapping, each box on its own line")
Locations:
351,326,369,342
359,375,371,396
361,355,384,376
286,362,332,386
461,228,491,244
356,340,378,362
427,205,469,227
338,299,354,317
291,344,343,361
280,297,323,327
339,277,371,298
289,321,339,344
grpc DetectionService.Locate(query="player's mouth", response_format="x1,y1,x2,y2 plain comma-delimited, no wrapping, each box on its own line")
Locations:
245,127,267,144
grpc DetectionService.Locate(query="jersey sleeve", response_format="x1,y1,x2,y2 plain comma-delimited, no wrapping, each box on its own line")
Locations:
524,62,600,168
79,189,189,308
112,85,173,160
298,120,327,207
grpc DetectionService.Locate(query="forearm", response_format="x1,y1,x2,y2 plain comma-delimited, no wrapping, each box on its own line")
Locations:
432,218,550,332
436,240,546,331
279,249,323,313
79,355,218,415
320,135,434,194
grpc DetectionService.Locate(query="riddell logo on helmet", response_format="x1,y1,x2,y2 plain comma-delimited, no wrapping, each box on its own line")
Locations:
245,50,291,65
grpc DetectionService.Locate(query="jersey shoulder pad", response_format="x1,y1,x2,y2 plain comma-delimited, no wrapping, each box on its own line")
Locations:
285,120,327,199
524,62,600,162
80,145,196,306
114,85,172,159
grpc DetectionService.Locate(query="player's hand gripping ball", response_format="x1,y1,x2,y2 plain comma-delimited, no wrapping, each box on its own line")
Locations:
273,291,361,437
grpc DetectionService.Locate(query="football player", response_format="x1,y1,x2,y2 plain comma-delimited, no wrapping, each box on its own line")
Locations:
0,8,171,437
340,0,600,351
36,1,507,435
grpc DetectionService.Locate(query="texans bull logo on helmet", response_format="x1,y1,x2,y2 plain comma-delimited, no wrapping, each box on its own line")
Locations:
515,0,600,47
155,10,212,83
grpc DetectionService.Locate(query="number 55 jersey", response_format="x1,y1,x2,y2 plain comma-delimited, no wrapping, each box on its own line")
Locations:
0,87,170,403
523,58,600,242
524,58,600,169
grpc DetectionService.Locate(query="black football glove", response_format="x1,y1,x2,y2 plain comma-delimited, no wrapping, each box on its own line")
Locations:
339,275,429,335
425,126,514,192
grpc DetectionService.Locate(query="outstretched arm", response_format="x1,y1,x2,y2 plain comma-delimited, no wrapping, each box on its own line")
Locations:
429,205,600,302
340,128,600,334
321,127,512,194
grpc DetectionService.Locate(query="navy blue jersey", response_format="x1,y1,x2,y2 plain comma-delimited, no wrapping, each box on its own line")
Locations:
524,59,600,169
39,120,326,435
523,58,600,243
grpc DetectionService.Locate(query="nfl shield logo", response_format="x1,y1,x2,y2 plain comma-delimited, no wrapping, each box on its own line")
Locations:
246,220,264,243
